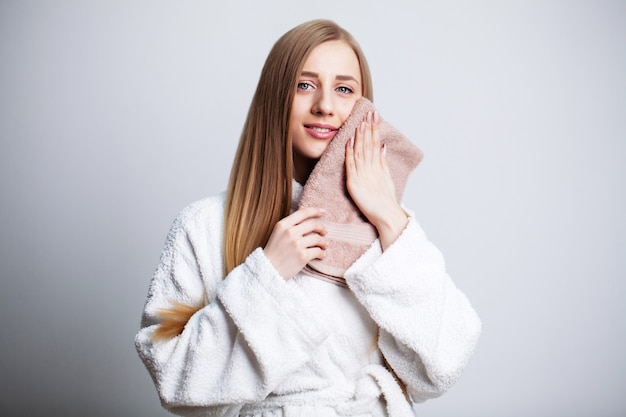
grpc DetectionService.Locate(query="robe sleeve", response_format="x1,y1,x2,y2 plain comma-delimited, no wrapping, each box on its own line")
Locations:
135,200,329,416
344,216,481,403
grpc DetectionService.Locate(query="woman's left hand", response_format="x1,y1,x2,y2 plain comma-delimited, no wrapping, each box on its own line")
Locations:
345,110,408,251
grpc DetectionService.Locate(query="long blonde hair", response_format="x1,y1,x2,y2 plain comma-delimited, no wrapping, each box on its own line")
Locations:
223,19,373,275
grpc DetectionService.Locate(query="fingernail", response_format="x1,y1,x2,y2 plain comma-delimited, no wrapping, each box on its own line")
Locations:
374,110,379,124
350,136,354,148
366,111,372,123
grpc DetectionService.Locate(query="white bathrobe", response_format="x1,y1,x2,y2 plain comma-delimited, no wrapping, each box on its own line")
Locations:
135,182,481,417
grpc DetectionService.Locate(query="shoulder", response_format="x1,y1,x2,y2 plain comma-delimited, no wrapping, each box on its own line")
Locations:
176,192,227,230
157,192,227,285
162,192,227,253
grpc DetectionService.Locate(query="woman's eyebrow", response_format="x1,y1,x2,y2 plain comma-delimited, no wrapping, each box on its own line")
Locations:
300,71,319,78
300,71,360,86
335,74,360,85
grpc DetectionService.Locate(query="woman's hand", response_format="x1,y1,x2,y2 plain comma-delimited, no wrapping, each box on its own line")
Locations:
264,207,327,280
345,111,408,251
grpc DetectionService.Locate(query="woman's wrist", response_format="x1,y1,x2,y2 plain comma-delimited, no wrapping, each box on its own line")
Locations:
374,205,409,251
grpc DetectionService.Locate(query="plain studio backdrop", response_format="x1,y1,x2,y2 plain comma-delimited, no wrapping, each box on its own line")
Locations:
1,1,624,416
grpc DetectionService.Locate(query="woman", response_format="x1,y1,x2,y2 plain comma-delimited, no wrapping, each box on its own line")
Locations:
135,19,481,417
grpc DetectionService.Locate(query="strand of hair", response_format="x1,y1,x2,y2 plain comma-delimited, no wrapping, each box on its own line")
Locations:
152,300,204,341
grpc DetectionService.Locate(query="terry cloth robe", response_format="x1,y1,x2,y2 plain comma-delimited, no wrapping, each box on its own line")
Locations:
135,182,482,417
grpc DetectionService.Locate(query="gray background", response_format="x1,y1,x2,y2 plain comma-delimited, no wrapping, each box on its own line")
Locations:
1,1,624,416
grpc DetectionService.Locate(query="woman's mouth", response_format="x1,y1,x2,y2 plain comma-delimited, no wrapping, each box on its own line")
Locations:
304,124,338,140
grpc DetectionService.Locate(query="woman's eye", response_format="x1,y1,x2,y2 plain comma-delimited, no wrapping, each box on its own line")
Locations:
337,86,353,94
297,82,313,90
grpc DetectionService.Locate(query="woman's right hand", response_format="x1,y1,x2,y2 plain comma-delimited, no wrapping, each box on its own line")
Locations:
264,207,327,280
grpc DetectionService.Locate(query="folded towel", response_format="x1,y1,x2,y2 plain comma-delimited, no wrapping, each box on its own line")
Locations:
299,98,423,285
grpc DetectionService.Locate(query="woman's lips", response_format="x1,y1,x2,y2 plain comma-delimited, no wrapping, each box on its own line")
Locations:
304,124,338,140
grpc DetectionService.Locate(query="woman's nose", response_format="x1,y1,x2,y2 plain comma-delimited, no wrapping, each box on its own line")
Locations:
311,89,334,116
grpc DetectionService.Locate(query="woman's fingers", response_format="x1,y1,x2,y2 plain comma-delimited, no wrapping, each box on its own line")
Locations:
298,232,328,263
350,111,382,170
363,110,381,164
264,207,327,280
371,111,381,162
281,206,325,227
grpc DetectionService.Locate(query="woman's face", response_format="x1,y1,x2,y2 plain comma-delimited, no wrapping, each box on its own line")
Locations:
289,40,363,182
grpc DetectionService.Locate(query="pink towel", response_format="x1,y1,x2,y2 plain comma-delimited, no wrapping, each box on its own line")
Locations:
299,98,423,286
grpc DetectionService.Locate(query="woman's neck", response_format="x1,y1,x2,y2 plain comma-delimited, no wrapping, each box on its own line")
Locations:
293,155,318,184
